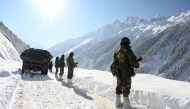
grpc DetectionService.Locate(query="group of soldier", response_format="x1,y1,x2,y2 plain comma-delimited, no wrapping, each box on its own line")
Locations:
49,37,141,109
54,52,78,84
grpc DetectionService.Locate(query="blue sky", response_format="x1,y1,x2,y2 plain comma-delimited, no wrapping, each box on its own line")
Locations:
0,0,190,48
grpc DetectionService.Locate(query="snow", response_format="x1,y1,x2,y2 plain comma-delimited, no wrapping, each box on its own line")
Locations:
1,60,190,109
1,30,190,108
168,10,190,22
0,32,20,62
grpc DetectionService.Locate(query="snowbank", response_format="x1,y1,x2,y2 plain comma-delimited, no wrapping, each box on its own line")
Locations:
72,68,190,109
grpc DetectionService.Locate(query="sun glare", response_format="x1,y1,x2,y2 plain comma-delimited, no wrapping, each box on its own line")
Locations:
37,0,63,21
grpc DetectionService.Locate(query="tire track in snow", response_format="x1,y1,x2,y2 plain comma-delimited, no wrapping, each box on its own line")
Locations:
11,72,99,109
11,73,35,109
11,73,46,109
38,75,66,109
8,73,26,109
11,72,117,109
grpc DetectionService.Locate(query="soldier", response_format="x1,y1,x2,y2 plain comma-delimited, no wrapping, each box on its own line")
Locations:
66,52,78,84
55,56,59,77
58,55,66,80
114,37,142,109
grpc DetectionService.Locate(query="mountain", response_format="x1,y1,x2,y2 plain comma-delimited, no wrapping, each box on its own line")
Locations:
133,21,190,82
47,10,190,82
0,30,21,63
0,22,30,54
22,39,47,50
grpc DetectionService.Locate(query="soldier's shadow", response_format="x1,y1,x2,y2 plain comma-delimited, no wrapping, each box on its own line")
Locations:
55,77,64,82
62,81,93,100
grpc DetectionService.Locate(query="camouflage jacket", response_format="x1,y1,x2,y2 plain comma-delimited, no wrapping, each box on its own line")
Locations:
66,56,77,67
59,57,66,67
55,59,59,68
114,45,139,77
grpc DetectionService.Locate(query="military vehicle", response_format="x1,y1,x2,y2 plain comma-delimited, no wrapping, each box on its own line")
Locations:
20,48,53,75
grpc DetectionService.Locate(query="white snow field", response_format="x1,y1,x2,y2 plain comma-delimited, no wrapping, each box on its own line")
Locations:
0,63,190,109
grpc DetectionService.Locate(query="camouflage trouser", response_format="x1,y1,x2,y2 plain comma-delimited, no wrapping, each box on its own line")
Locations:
55,67,59,75
59,67,64,76
67,66,74,79
116,77,131,97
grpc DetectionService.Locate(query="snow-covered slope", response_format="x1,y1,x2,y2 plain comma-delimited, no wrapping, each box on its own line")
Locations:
0,32,21,63
0,32,23,109
0,26,22,76
134,21,190,81
0,22,30,54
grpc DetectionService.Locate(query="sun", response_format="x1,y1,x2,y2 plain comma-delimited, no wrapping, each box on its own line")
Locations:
37,0,63,21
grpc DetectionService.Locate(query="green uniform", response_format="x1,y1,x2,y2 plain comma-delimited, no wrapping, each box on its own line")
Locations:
55,58,59,75
66,56,77,79
114,45,139,97
59,56,66,76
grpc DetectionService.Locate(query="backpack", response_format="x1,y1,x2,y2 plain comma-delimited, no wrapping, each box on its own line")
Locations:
110,48,127,77
116,48,127,63
110,59,119,76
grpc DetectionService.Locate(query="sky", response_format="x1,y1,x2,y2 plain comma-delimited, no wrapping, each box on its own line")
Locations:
0,0,190,48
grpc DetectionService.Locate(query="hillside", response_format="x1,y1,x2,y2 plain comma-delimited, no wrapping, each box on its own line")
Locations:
134,21,190,81
0,30,21,68
0,22,30,54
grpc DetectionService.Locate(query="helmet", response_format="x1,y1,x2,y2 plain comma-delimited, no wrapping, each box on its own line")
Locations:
70,52,74,57
120,37,130,44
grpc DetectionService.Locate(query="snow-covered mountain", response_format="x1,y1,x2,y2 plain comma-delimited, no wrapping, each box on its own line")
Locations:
48,10,190,82
0,30,21,65
0,22,30,54
134,21,190,82
22,39,47,50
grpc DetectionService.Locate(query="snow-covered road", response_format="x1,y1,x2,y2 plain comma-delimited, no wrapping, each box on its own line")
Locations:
10,72,116,109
